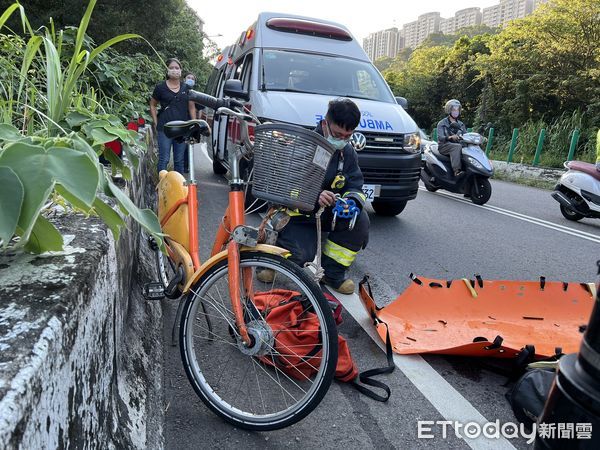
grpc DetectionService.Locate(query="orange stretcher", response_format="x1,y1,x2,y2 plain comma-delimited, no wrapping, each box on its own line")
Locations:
358,274,597,359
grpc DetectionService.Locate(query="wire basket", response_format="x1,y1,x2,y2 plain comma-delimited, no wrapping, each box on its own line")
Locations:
252,123,335,211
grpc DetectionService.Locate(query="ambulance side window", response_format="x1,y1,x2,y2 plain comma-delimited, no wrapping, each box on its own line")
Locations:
233,54,253,91
205,68,219,95
215,68,228,98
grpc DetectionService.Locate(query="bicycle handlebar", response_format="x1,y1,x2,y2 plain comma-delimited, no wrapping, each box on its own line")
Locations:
188,90,260,154
188,89,233,110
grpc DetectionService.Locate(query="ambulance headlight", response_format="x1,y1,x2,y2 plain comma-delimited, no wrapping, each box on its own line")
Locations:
403,132,421,153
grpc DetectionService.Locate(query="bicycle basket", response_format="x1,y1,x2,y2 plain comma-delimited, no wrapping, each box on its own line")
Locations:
251,123,335,211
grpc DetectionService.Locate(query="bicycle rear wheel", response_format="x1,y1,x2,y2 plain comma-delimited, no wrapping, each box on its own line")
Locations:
179,252,338,430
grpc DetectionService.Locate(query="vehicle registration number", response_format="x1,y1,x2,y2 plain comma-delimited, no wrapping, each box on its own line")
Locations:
361,184,380,202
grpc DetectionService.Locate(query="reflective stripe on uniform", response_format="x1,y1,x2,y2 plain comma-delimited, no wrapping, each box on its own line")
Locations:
342,191,366,206
286,208,309,217
323,239,357,267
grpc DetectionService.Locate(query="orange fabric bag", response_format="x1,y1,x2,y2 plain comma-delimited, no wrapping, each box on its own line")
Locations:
254,290,394,401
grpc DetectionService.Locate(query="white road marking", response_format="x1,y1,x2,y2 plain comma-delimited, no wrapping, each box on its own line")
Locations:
419,187,600,244
330,288,516,450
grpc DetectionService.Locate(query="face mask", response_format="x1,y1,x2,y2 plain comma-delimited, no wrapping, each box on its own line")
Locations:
185,78,195,87
450,110,460,119
325,121,350,150
327,136,348,150
168,68,181,79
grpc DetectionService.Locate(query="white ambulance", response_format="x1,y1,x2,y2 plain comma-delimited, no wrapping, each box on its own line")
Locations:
203,12,422,216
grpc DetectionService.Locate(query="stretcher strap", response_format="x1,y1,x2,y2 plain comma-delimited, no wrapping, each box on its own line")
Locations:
350,321,395,402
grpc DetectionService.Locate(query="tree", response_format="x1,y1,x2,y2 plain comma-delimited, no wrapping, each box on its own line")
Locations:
384,45,450,128
476,0,600,130
0,0,213,95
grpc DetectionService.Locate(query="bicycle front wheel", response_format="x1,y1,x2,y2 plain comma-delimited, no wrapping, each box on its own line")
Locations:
179,252,338,431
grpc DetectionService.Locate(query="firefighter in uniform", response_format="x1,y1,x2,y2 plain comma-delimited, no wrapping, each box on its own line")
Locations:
258,98,369,294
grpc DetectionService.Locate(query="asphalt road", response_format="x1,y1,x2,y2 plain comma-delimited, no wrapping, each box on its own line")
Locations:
160,144,599,449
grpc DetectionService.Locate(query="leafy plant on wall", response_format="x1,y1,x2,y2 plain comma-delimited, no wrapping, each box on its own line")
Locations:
0,0,163,253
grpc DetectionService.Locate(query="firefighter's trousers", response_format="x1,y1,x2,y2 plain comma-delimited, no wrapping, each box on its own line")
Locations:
276,208,369,285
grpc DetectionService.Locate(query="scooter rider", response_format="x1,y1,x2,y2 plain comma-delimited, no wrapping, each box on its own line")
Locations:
437,99,468,177
258,98,369,295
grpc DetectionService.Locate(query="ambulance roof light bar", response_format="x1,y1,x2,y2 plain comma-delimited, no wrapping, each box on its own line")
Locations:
266,18,353,41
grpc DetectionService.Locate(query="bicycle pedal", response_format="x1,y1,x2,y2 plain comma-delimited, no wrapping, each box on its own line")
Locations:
143,282,165,300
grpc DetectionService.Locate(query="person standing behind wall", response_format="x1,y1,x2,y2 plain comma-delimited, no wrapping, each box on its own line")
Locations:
182,72,203,173
150,58,196,174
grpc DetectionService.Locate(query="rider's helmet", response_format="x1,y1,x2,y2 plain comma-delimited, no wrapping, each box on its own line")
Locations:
444,99,462,116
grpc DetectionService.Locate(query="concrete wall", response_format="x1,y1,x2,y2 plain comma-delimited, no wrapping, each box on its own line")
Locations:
0,130,163,449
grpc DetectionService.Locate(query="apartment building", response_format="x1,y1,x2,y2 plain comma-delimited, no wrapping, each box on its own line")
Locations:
440,7,482,34
482,0,534,29
362,0,542,59
362,28,401,61
402,12,441,49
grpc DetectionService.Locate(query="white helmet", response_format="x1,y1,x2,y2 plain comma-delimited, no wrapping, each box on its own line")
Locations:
444,99,461,115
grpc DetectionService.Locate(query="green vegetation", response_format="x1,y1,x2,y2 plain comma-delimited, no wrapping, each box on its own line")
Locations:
0,1,165,253
381,0,600,166
0,0,212,85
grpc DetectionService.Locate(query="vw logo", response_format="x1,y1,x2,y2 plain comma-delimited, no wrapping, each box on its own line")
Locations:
351,132,366,151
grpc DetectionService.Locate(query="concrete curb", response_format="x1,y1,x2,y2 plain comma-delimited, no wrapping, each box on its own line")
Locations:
491,160,564,185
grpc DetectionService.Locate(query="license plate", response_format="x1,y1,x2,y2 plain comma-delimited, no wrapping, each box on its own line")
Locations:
361,184,380,202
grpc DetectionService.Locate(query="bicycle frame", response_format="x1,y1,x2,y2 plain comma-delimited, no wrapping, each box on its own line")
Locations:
157,115,257,345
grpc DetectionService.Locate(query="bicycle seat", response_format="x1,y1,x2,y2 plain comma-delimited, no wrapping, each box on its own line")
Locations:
164,119,211,141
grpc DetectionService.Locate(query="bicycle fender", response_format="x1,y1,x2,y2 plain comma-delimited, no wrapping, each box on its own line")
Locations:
182,244,292,293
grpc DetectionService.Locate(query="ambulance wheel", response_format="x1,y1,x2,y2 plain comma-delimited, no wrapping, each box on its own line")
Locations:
211,142,227,175
212,158,227,175
372,200,407,216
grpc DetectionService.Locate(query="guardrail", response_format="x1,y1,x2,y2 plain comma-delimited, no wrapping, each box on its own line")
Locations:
429,125,593,167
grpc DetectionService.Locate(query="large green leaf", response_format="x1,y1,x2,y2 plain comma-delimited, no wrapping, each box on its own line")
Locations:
0,166,24,247
107,178,164,248
23,214,63,253
0,143,55,242
93,197,125,242
0,3,20,31
103,126,137,143
47,146,99,205
90,127,119,146
0,142,99,242
0,124,22,142
18,35,42,105
65,111,90,128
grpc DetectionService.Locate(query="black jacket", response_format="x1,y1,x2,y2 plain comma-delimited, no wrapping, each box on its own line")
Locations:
437,116,467,144
315,122,365,209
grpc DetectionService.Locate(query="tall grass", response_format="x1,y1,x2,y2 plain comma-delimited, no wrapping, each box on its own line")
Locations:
487,110,596,167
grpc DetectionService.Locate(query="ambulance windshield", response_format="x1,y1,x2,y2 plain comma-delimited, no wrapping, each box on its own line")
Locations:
261,50,396,103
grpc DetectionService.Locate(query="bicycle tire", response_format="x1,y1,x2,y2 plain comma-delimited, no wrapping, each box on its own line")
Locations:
179,252,338,430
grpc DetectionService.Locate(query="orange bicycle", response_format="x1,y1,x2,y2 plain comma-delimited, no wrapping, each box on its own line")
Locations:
144,83,338,430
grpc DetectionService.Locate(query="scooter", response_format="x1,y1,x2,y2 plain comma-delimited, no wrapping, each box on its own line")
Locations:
420,131,494,205
551,161,600,221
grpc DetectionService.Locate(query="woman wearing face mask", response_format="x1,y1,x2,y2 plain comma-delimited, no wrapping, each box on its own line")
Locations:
436,99,468,177
150,58,196,174
258,98,370,295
